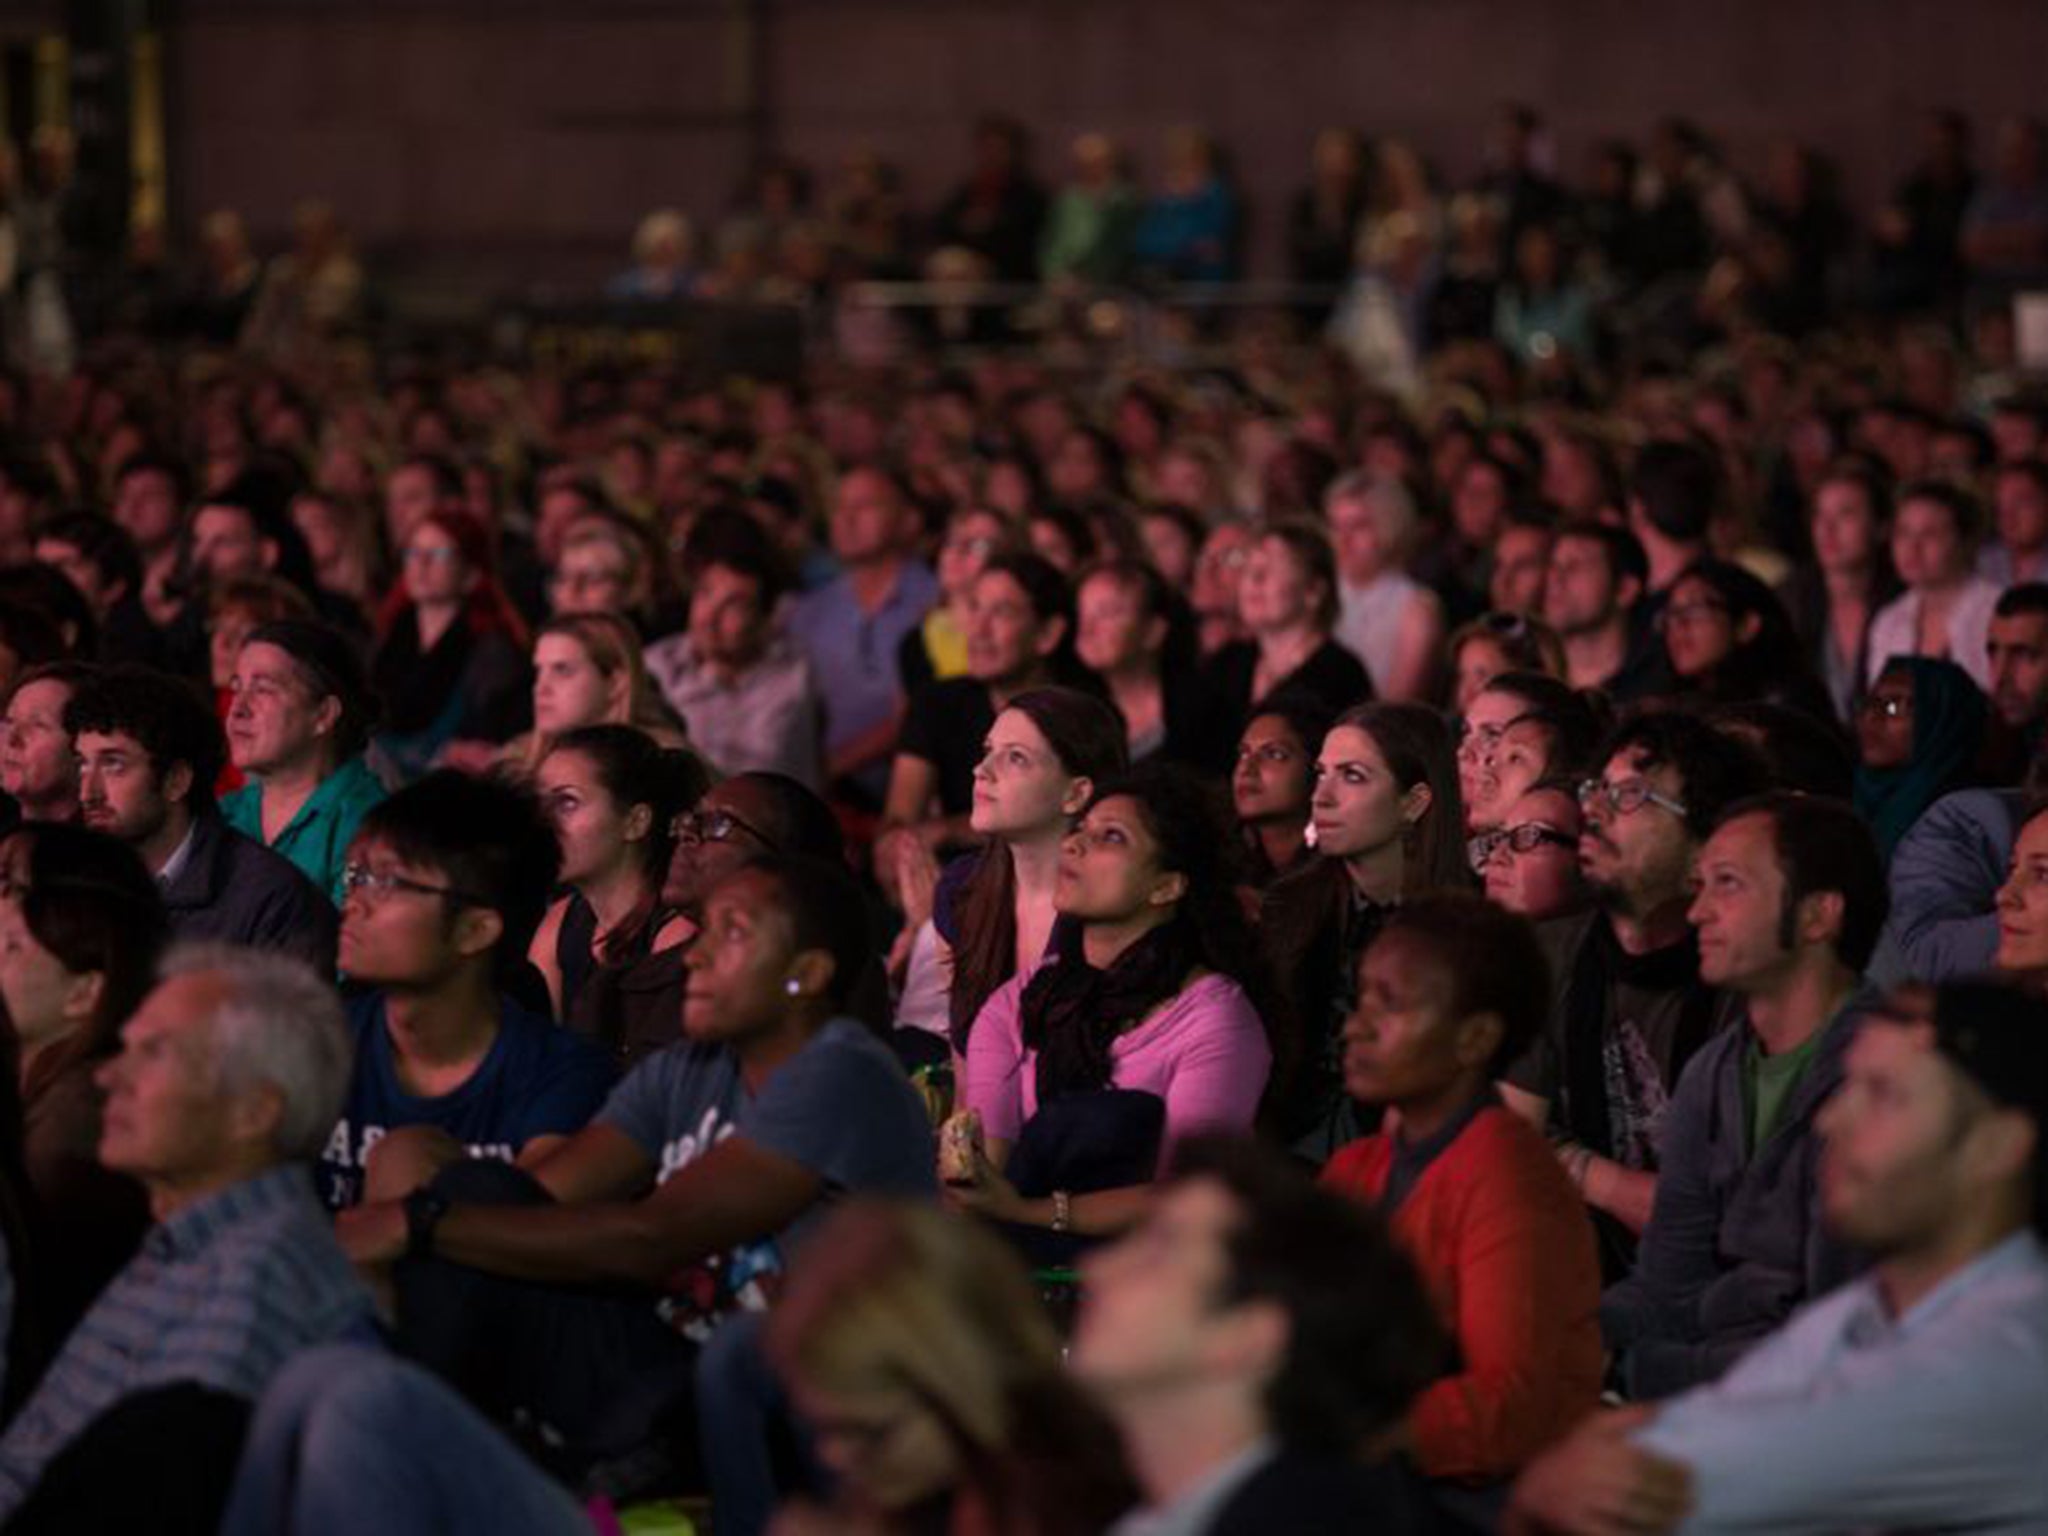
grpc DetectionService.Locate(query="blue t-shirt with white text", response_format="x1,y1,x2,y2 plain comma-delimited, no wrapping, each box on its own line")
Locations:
321,992,617,1210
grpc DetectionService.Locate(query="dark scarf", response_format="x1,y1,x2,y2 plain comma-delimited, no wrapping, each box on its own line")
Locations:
1021,916,1201,1106
1560,914,1717,1158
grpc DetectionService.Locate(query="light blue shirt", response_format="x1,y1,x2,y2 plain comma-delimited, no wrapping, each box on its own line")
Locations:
1638,1231,2048,1533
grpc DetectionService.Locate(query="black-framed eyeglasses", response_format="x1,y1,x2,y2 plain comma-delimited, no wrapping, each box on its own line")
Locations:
1468,821,1578,872
340,862,488,908
670,807,770,847
1577,777,1689,821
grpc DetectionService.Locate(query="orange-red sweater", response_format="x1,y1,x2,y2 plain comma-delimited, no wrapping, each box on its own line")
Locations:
1322,1106,1603,1483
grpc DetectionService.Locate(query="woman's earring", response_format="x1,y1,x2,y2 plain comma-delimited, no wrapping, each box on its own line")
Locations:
784,979,802,997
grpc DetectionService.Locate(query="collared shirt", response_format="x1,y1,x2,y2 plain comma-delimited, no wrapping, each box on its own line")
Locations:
0,1163,374,1518
787,561,939,795
643,633,823,789
154,820,199,890
1638,1231,2048,1533
1108,1438,1276,1536
220,754,388,908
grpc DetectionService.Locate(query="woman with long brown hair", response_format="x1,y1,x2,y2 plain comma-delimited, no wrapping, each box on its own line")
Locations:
893,688,1127,1051
1259,701,1467,1160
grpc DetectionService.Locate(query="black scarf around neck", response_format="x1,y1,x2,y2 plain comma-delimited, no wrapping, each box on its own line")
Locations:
1021,916,1201,1106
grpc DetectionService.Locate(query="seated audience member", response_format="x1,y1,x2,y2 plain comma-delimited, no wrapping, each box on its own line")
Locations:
1489,505,1556,618
353,857,934,1483
898,505,1009,697
1445,611,1567,714
0,825,160,1353
324,770,615,1211
205,578,317,774
572,770,852,1068
1133,126,1238,283
31,509,158,666
1231,695,1330,892
371,510,532,782
897,688,1126,1043
1326,470,1445,703
1072,1136,1447,1535
547,517,663,635
1872,784,2024,986
1184,519,1373,774
1782,457,1897,724
884,552,1079,856
788,465,940,807
1853,654,1988,862
220,620,387,906
0,663,93,823
1473,778,1589,923
1189,517,1255,659
66,666,336,968
956,762,1271,1234
1325,895,1602,1487
1659,557,1836,721
1262,702,1467,1158
510,613,688,780
1509,979,2048,1534
530,725,702,1022
1074,558,1198,761
1457,670,1606,833
1981,458,2048,588
1866,480,2002,693
0,946,374,1525
217,1343,591,1536
1503,712,1765,1277
1603,794,1883,1399
1995,798,2048,989
1983,581,2048,775
1543,519,1669,700
764,1201,1138,1536
645,522,823,786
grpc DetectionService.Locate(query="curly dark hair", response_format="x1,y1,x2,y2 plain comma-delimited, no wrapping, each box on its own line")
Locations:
1595,708,1769,842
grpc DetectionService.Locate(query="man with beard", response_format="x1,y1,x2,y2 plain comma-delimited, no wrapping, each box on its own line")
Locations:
1508,979,2048,1533
1601,794,1884,1399
1503,712,1765,1277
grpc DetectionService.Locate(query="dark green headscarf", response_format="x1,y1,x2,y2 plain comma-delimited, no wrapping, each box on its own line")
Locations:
1853,656,1987,861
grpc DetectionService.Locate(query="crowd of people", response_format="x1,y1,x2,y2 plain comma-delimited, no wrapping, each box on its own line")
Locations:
0,95,2039,1536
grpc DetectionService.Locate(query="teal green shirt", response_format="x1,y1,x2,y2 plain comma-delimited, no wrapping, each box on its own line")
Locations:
1742,1025,1828,1157
220,755,388,908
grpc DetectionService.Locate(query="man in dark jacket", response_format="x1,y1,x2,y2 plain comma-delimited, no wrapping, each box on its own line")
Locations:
1073,1137,1444,1536
1603,794,1884,1398
65,666,335,970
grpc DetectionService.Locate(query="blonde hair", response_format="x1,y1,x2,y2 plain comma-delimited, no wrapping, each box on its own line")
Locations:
764,1201,1061,1455
513,612,686,775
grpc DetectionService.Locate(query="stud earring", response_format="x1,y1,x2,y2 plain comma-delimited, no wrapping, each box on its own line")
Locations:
785,979,802,997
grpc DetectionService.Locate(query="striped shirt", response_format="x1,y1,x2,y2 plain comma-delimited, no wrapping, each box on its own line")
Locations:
0,1163,375,1518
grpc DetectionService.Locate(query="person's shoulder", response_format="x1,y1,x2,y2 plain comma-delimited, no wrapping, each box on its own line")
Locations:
217,780,260,830
1209,1450,1422,1536
499,998,613,1068
216,820,326,901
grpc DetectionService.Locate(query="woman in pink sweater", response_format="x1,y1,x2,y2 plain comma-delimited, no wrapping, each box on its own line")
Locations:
955,761,1271,1236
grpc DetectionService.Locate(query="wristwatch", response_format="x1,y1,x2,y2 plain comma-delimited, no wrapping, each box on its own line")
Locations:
1051,1189,1072,1233
402,1188,452,1260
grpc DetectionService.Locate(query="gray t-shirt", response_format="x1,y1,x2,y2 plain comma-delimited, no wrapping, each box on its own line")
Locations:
596,1018,936,1334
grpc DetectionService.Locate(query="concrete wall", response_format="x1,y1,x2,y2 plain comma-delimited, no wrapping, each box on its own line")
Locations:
167,0,2048,283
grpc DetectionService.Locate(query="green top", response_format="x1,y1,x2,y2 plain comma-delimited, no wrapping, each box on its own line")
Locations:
1742,1025,1829,1156
219,754,388,908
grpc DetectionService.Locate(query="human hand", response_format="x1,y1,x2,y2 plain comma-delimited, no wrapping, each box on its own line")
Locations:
1504,1407,1692,1536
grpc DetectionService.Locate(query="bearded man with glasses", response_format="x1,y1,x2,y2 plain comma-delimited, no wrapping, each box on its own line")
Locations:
1500,711,1767,1280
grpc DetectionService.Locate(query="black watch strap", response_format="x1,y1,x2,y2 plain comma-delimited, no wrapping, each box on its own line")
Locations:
403,1188,451,1260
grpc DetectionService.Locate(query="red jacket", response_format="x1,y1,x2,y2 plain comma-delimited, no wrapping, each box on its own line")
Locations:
1322,1105,1603,1483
